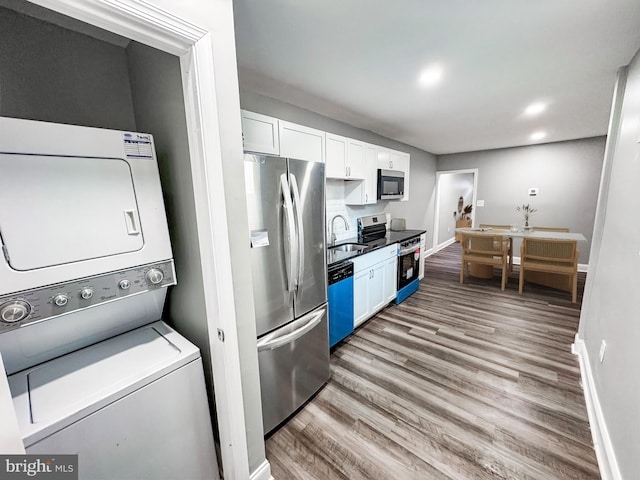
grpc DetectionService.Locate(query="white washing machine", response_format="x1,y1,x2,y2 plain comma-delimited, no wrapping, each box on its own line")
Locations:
0,118,219,479
9,321,218,479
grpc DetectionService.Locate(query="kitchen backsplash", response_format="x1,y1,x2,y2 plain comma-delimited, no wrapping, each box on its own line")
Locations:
326,180,386,244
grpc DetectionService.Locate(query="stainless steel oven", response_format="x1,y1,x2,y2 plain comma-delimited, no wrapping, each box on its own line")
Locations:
396,235,421,303
397,236,420,289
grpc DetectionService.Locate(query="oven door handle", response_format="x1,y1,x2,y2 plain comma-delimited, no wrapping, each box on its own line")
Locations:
398,246,420,256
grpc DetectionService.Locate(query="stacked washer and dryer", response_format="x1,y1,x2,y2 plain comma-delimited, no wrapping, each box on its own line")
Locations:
0,117,219,479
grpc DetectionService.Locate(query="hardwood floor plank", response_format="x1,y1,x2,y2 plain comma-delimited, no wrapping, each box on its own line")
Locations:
265,243,599,479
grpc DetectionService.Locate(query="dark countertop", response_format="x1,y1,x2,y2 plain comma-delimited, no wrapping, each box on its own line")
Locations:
327,229,426,267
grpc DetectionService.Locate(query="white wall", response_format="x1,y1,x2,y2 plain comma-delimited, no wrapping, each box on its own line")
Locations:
437,137,606,264
577,48,640,480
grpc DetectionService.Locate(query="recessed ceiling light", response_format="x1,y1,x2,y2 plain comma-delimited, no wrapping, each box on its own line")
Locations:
530,131,546,141
418,65,443,87
524,102,546,116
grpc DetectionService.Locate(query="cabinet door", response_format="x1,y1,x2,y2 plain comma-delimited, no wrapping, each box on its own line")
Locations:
368,262,386,314
241,110,280,155
363,145,378,204
344,144,377,205
325,133,347,178
419,233,426,279
383,256,398,303
393,151,410,201
346,139,365,179
377,148,392,170
279,121,325,163
353,269,370,327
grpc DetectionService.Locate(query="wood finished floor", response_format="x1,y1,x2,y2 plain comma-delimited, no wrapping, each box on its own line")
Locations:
265,242,599,479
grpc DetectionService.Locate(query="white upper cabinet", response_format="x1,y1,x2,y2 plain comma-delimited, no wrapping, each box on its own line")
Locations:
392,150,410,201
326,133,365,178
344,143,377,205
279,121,325,163
240,110,280,155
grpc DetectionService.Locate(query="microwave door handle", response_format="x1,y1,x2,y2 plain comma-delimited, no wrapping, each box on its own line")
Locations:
280,173,297,292
256,309,324,351
289,173,305,289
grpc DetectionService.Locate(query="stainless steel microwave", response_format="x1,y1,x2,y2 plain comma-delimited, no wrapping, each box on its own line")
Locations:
377,169,405,200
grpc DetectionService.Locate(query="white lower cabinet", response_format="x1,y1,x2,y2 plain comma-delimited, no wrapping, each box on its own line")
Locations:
352,244,397,327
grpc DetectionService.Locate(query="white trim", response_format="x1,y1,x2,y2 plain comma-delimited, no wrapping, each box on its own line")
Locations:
572,335,621,480
25,1,257,478
250,459,274,480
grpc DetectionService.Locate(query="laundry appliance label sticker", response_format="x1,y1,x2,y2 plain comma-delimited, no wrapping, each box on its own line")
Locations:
123,133,153,159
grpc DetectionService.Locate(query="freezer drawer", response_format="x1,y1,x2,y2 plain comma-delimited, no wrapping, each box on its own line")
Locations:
257,304,330,434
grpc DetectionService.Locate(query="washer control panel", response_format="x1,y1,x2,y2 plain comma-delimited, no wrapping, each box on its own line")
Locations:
0,260,175,333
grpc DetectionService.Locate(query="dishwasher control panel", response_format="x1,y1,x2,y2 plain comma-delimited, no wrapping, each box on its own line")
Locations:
0,260,175,333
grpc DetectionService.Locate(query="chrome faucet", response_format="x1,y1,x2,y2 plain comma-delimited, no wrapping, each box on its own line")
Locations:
330,215,349,245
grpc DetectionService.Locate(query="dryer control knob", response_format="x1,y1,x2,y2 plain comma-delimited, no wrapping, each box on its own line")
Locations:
80,288,94,300
119,279,131,290
0,300,31,323
146,268,164,285
54,294,69,307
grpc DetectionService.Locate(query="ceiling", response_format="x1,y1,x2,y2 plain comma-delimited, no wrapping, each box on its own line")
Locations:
233,0,640,155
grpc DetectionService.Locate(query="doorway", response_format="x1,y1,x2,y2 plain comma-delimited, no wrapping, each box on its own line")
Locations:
433,169,478,251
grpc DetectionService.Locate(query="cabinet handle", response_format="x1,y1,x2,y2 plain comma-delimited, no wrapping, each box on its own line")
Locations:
365,193,368,202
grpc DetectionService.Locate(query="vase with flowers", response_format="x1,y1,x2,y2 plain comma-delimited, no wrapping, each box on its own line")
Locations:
517,204,537,230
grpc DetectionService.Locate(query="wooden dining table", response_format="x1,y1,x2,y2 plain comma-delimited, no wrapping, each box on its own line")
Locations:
455,227,587,290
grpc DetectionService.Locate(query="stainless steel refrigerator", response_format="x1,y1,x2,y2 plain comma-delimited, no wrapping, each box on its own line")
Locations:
244,153,330,434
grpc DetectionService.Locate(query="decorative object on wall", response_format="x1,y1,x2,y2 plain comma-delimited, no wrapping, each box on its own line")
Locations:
517,204,538,229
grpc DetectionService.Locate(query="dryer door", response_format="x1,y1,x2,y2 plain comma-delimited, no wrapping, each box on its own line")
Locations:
0,154,144,271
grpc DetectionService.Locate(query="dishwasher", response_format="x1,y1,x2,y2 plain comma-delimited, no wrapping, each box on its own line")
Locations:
328,261,354,347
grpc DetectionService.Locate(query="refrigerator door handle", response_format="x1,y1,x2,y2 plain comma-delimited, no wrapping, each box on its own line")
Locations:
280,173,298,292
289,173,305,290
256,309,324,352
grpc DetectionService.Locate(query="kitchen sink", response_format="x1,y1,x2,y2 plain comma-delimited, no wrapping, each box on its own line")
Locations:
329,243,368,253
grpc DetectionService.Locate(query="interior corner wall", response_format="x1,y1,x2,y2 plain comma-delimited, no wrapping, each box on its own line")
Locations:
125,38,216,418
0,6,135,131
578,47,640,480
238,88,438,250
436,137,606,264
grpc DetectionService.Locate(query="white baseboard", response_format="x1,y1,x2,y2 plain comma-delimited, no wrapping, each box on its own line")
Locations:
511,256,588,272
572,335,621,480
250,459,273,480
426,238,456,257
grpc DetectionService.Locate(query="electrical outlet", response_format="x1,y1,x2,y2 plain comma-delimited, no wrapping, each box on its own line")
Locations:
599,340,607,363
447,227,451,232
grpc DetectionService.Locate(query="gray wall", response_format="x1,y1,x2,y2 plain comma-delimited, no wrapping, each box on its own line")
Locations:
437,137,606,264
578,48,640,480
0,6,135,130
239,89,438,249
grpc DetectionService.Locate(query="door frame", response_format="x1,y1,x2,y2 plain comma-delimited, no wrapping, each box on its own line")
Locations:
433,168,478,251
26,1,253,478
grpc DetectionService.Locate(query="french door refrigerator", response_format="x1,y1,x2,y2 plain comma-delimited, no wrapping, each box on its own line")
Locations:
244,153,330,434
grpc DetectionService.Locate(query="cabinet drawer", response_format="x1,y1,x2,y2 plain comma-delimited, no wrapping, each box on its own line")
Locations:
352,244,397,272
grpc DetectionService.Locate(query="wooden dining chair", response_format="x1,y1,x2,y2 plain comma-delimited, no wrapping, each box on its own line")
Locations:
479,224,513,272
460,232,510,290
518,238,579,303
532,226,570,232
